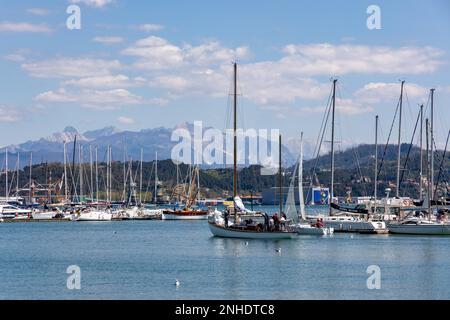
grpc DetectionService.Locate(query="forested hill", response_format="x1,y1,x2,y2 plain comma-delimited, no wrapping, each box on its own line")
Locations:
0,144,448,199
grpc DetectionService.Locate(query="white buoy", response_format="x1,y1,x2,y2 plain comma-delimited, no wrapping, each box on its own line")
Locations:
175,279,180,287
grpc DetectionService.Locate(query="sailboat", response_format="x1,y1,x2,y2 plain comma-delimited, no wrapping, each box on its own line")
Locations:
162,165,208,220
208,62,297,239
291,133,334,235
316,80,388,234
388,97,450,235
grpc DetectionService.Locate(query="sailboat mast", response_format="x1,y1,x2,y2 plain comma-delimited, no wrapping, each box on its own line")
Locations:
90,145,93,203
279,134,283,214
16,152,19,197
396,81,405,197
71,136,77,202
329,79,337,215
154,151,158,204
419,104,424,200
95,146,99,204
5,148,8,201
426,118,431,220
430,88,435,201
374,115,379,213
233,62,238,211
79,145,83,203
140,148,143,205
64,142,68,202
299,132,306,220
29,152,32,204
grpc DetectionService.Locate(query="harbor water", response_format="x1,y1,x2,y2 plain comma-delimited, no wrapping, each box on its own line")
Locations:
1,206,449,300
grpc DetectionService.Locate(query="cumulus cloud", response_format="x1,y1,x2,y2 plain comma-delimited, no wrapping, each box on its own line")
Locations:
0,22,52,33
122,36,250,70
63,75,146,89
27,8,50,16
0,107,21,123
138,24,164,32
281,43,444,75
69,0,113,8
354,82,429,104
118,116,135,124
22,58,122,78
92,36,124,44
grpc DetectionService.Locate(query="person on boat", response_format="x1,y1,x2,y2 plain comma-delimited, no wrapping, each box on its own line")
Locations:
316,218,324,228
224,210,229,228
262,212,270,231
280,214,286,231
273,213,280,231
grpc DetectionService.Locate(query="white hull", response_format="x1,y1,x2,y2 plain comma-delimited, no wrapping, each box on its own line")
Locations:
388,223,450,235
162,212,208,220
32,212,56,220
70,211,112,222
208,222,297,239
323,218,387,234
295,224,334,236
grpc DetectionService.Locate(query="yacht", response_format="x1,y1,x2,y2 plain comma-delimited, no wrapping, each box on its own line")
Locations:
0,204,32,220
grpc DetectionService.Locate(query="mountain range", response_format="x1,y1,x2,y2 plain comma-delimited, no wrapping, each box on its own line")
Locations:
0,123,298,169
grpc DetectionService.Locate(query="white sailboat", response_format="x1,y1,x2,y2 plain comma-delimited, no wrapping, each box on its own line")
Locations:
388,99,450,235
291,133,333,235
70,208,112,222
208,62,297,239
316,80,387,234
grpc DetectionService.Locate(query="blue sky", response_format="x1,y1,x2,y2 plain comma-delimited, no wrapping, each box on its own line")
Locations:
0,0,449,150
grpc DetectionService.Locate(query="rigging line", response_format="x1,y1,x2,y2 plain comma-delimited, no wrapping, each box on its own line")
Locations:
306,88,333,202
399,108,421,193
352,147,367,196
433,130,450,200
377,96,401,178
143,159,155,203
311,85,333,160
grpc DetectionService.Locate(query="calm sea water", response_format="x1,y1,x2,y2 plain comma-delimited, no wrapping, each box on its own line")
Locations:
1,206,450,300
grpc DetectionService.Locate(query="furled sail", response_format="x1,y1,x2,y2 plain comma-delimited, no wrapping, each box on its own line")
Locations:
299,133,306,221
285,162,299,224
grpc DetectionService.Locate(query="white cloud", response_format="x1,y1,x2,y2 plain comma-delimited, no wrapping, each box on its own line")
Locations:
22,58,122,78
27,8,50,16
280,43,444,76
35,88,144,109
63,74,146,89
69,0,113,8
122,36,250,70
0,22,52,33
92,36,124,44
118,116,135,124
138,24,164,32
354,82,429,104
0,107,21,123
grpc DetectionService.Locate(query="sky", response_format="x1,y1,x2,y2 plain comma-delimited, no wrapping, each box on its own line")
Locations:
0,0,449,150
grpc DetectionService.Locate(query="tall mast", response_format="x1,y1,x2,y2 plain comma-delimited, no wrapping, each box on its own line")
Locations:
197,165,200,205
279,134,283,214
79,145,83,203
426,118,431,220
374,115,379,213
5,148,8,201
396,81,405,197
233,62,238,212
64,142,68,202
299,132,306,220
419,105,424,200
109,146,112,203
154,151,158,204
71,136,77,202
16,152,19,198
430,88,435,201
329,79,337,215
106,146,110,203
123,142,127,203
29,152,33,204
95,146,99,204
140,148,143,205
90,145,94,203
